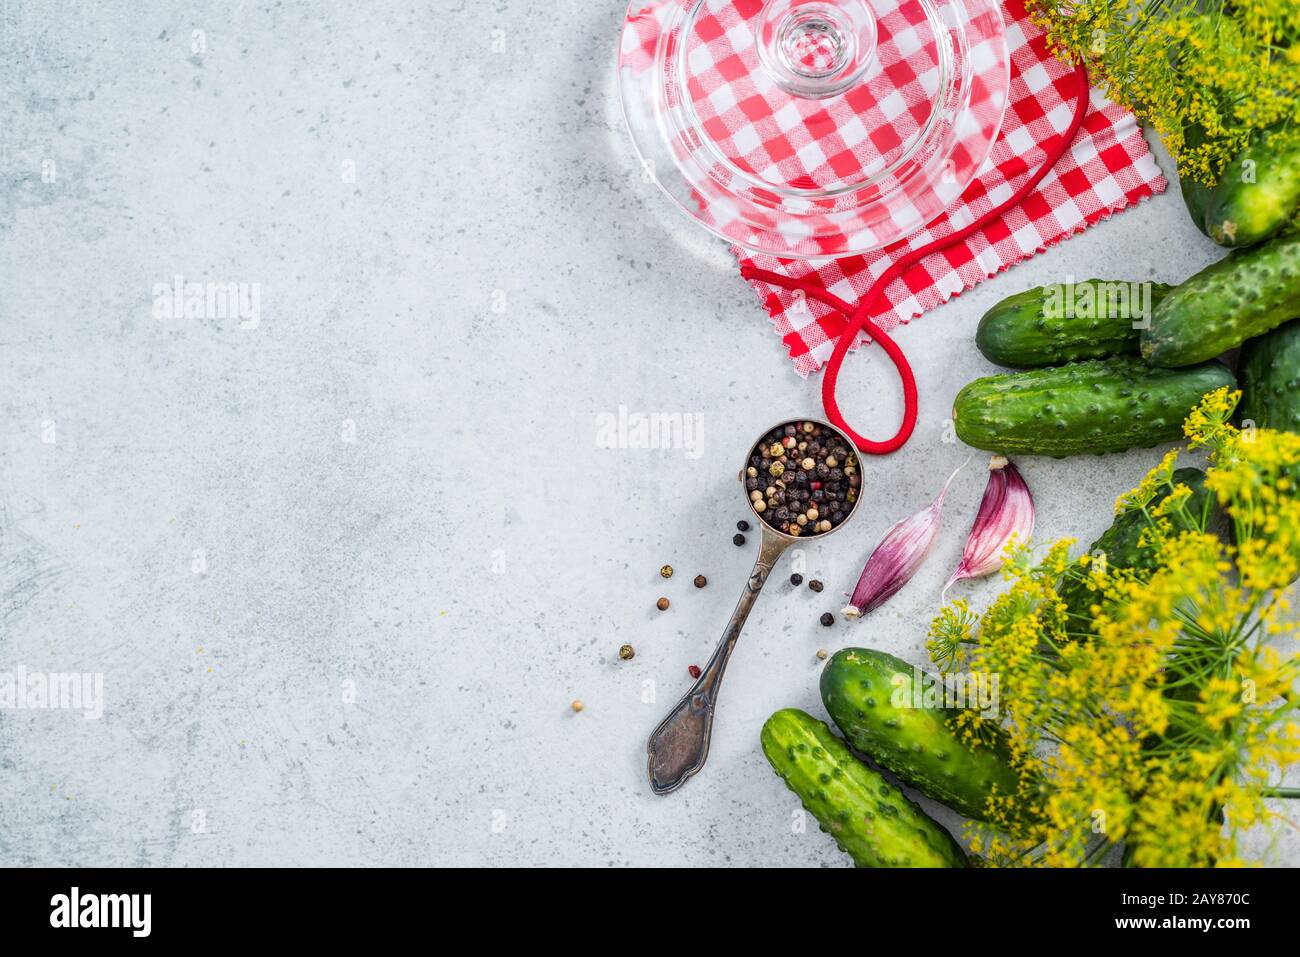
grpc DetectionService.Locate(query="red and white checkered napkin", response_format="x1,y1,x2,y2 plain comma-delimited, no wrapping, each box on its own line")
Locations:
621,0,1167,375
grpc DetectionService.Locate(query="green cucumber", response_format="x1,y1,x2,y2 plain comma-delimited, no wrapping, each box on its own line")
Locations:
975,280,1172,368
760,708,968,868
1142,233,1300,367
952,356,1237,458
1205,129,1300,248
1177,124,1215,237
820,649,1024,822
1059,467,1212,625
1182,174,1215,237
1239,319,1300,432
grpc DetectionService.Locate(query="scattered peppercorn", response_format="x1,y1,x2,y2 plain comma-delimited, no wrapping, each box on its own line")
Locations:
733,533,746,546
808,580,824,593
737,520,750,532
659,564,673,579
688,664,702,679
619,644,635,660
571,699,584,712
790,573,804,586
820,612,834,626
694,574,707,588
816,648,828,660
656,597,670,611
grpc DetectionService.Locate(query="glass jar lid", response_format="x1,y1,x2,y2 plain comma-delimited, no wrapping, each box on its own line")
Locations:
619,0,1010,259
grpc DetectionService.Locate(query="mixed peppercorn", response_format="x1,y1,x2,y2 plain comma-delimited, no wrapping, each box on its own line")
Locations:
744,422,859,536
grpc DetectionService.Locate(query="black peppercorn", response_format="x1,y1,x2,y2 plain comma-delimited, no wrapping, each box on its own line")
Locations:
737,520,750,532
694,574,707,588
809,580,824,593
820,612,834,626
790,573,803,586
733,533,746,546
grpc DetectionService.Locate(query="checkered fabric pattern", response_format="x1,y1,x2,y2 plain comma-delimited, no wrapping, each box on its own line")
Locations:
621,0,1166,375
683,0,953,194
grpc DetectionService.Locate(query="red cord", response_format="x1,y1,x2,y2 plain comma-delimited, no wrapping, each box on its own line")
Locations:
741,64,1092,454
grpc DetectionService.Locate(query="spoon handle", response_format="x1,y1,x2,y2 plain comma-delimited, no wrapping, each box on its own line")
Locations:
647,532,790,794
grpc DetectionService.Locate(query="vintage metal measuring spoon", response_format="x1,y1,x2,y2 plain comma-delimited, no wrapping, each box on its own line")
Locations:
647,419,862,794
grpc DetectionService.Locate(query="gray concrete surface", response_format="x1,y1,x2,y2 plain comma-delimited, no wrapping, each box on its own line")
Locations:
1,1,1294,866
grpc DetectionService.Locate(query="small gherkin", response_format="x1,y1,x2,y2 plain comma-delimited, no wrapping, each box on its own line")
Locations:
820,649,1032,823
1142,233,1300,367
952,356,1236,457
1239,318,1300,433
976,280,1172,368
760,708,967,868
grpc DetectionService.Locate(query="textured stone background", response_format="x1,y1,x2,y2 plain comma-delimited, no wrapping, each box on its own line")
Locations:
1,1,1294,866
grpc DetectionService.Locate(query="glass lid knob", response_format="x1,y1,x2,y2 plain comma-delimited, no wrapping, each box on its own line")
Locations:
756,0,878,100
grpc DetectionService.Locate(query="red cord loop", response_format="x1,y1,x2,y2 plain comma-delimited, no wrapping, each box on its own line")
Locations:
743,64,1092,455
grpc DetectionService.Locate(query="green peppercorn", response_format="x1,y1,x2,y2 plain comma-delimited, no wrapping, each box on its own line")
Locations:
659,564,673,579
618,644,635,660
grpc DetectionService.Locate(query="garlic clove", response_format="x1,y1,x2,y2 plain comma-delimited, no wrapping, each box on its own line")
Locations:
842,460,966,619
942,455,1035,598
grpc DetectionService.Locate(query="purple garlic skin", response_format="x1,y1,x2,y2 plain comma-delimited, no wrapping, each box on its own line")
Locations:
942,455,1035,597
842,462,964,619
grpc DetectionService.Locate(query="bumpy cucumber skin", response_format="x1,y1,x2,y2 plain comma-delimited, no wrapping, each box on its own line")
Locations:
1239,319,1300,432
1178,129,1215,238
975,281,1172,368
1205,135,1300,248
1175,102,1215,238
952,357,1237,458
1142,233,1300,367
1059,468,1211,622
820,649,1020,822
1181,174,1214,237
760,708,968,868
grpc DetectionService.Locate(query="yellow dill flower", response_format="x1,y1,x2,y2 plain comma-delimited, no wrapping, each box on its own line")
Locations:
1025,2,1300,183
931,392,1300,867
